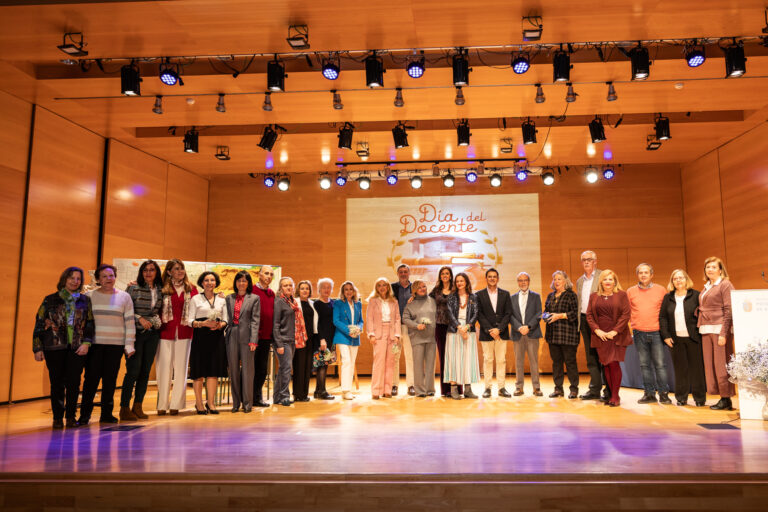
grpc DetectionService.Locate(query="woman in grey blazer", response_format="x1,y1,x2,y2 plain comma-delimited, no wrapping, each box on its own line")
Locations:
402,280,437,397
273,277,309,407
225,271,260,413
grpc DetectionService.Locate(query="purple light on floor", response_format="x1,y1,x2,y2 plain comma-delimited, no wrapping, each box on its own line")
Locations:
603,149,613,160
265,156,274,169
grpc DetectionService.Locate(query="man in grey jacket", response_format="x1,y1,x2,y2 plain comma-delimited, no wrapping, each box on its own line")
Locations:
575,250,607,401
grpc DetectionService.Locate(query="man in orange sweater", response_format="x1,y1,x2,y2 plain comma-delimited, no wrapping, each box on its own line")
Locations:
626,263,671,404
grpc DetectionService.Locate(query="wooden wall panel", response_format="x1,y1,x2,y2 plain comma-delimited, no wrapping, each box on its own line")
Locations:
0,91,32,402
101,140,168,265
207,164,686,374
163,164,208,261
11,108,104,401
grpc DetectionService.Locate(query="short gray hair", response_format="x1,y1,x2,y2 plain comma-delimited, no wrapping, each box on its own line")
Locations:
580,250,597,260
516,272,531,280
635,263,654,275
550,270,573,291
317,277,335,292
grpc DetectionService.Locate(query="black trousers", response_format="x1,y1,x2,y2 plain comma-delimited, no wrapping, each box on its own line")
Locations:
253,338,272,401
43,348,86,420
292,345,313,400
120,329,160,407
548,343,579,393
580,313,608,396
671,335,707,403
80,344,124,421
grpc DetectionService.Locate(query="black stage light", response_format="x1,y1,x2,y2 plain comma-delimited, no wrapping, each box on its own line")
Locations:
365,53,385,87
606,82,617,101
407,55,425,78
121,63,141,96
267,58,286,91
338,122,354,150
535,83,545,103
286,25,310,49
159,61,183,86
522,16,543,41
686,46,706,67
442,172,455,188
724,43,746,77
489,173,502,188
357,175,371,190
454,86,465,106
654,114,671,140
322,58,340,80
183,128,198,153
522,118,537,145
589,116,606,143
553,50,571,82
216,93,226,113
392,123,409,148
277,175,290,191
646,135,662,151
565,82,577,102
457,119,471,146
452,50,471,86
542,171,555,186
394,88,404,107
630,45,650,80
263,175,276,188
214,145,230,161
512,54,530,74
152,95,163,114
332,90,343,110
319,174,332,190
410,175,423,189
258,125,279,151
57,32,88,57
262,92,273,111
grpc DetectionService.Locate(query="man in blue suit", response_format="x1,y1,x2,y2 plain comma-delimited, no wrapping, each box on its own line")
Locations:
510,272,543,396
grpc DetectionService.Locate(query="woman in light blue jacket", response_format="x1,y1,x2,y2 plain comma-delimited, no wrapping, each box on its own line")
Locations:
333,281,363,400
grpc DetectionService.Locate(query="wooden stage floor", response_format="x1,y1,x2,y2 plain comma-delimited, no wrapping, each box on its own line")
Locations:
1,376,767,510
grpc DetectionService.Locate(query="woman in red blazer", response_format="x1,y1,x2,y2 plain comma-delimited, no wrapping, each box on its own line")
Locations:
586,269,632,407
366,277,401,399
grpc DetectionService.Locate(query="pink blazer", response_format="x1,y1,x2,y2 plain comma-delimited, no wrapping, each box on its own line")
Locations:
366,297,402,340
697,279,735,337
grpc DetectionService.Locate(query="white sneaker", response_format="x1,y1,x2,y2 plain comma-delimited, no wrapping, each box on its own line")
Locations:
342,391,354,400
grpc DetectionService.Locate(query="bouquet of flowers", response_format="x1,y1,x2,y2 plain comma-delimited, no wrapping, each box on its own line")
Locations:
391,343,401,355
348,325,362,338
313,349,336,368
420,318,432,325
727,341,768,396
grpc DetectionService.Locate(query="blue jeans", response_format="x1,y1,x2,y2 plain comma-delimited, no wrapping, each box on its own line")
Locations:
633,330,669,393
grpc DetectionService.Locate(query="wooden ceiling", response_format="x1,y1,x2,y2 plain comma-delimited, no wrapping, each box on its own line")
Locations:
1,0,768,177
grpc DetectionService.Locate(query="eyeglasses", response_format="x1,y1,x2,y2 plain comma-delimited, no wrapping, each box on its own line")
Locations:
581,258,595,262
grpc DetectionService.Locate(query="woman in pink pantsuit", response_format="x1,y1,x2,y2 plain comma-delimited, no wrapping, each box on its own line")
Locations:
366,277,401,399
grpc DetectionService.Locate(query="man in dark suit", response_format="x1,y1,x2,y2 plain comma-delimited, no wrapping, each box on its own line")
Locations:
476,268,513,398
510,272,543,396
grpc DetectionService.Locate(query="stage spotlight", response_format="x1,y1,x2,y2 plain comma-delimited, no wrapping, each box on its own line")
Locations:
392,122,409,148
319,174,332,190
356,141,370,160
589,116,606,143
454,86,465,106
338,122,354,150
512,54,530,74
121,63,141,96
267,58,286,91
542,171,555,186
159,61,182,86
407,55,425,78
335,172,347,187
565,83,577,102
262,92,273,111
457,119,471,146
216,93,226,113
522,118,537,145
646,135,662,151
57,32,88,57
686,46,706,67
443,172,455,188
152,95,163,114
603,168,615,180
322,58,340,80
183,128,198,153
263,175,276,188
606,82,617,101
553,50,571,82
286,25,310,49
410,175,423,189
331,90,343,110
465,170,478,183
214,145,230,161
516,169,528,182
386,172,399,185
277,175,290,191
630,45,650,80
586,168,599,184
535,83,546,103
452,49,471,86
654,114,671,140
522,16,543,41
724,43,746,77
394,88,404,107
365,52,385,87
357,175,371,190
489,173,502,188
258,125,279,151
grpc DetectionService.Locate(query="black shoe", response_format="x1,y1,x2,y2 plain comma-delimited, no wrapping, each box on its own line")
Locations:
231,404,240,413
568,391,578,399
408,386,416,396
278,399,293,407
52,419,64,429
549,389,564,398
254,400,269,407
695,400,707,407
498,388,512,398
65,418,77,428
658,392,672,404
710,397,734,411
243,406,252,413
426,391,435,397
195,405,208,415
676,400,688,406
99,415,119,424
579,392,601,400
313,391,321,399
298,397,311,402
205,403,220,415
392,386,398,396
76,418,89,427
637,393,657,404
416,393,427,398
482,388,492,398
319,392,336,400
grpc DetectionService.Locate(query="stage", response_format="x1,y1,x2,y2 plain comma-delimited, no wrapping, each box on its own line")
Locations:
1,377,767,511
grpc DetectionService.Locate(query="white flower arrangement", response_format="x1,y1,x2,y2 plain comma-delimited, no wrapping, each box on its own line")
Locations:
348,325,361,338
420,318,432,325
391,343,401,355
727,341,768,395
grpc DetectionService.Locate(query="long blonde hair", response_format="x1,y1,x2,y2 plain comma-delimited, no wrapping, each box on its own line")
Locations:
338,280,360,302
368,277,394,302
667,269,694,292
597,269,623,295
161,258,193,295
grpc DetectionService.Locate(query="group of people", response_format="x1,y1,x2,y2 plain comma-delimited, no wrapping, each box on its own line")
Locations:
32,251,737,429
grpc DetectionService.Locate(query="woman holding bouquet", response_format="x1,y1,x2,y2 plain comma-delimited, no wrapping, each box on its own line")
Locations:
333,281,363,400
366,277,401,399
293,280,317,402
187,271,228,414
444,273,481,399
273,277,308,406
403,280,437,397
313,278,336,400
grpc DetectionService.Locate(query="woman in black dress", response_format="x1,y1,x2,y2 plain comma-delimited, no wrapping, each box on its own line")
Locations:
429,266,459,398
312,278,336,400
293,280,317,402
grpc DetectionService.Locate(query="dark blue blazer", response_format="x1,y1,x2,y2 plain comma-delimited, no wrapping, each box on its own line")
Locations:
510,290,543,340
332,299,363,347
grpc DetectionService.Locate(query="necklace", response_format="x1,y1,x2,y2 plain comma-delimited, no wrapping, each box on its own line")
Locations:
204,293,216,309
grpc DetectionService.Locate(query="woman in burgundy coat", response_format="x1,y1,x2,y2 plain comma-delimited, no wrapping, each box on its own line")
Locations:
586,269,632,407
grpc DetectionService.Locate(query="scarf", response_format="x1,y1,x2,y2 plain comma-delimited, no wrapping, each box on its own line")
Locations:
59,288,79,345
161,289,191,324
283,294,308,348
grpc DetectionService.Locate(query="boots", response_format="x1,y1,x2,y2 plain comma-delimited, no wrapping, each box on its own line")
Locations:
119,406,138,421
463,386,478,399
450,384,463,400
710,397,734,411
132,401,148,419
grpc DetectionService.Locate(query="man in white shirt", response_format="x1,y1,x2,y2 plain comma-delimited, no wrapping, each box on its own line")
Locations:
510,272,543,396
575,250,607,401
475,268,512,398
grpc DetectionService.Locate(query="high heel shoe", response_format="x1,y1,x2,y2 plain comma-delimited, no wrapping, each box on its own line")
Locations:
205,402,219,415
195,404,207,415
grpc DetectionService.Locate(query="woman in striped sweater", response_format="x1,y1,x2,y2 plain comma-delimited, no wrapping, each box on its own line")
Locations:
78,264,136,425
